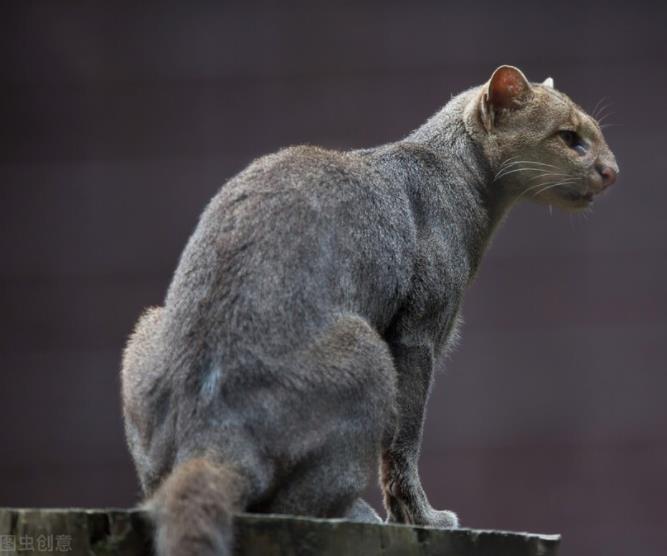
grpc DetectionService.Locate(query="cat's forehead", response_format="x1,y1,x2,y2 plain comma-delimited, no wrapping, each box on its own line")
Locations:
538,85,574,117
536,85,601,135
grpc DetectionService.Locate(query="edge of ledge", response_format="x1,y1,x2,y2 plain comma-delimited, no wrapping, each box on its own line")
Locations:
0,507,561,556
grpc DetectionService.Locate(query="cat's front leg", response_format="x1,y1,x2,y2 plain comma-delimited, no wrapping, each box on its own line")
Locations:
381,449,458,528
381,340,459,529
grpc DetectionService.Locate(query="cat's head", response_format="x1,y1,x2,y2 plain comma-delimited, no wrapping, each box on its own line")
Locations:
464,65,618,210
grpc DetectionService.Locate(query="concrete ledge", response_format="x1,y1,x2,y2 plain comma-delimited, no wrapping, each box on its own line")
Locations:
0,508,561,555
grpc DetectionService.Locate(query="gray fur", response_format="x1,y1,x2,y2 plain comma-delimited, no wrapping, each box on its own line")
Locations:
121,68,616,555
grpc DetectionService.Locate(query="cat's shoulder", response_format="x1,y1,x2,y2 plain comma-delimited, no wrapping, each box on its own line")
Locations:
249,144,352,173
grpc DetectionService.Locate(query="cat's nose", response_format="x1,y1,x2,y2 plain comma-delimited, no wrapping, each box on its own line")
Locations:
596,163,618,188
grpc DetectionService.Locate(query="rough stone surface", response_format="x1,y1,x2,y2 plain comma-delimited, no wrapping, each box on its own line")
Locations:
0,508,560,555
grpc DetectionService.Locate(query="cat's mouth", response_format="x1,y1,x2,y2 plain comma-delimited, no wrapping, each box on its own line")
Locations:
532,185,594,211
553,188,595,210
565,191,593,203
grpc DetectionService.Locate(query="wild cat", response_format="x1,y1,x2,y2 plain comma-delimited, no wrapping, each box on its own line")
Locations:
121,65,618,555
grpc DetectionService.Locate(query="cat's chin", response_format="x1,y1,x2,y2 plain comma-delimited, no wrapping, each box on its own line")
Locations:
562,191,594,211
533,190,594,212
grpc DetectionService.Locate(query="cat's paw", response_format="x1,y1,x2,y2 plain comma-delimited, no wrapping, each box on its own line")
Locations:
421,508,459,529
385,505,460,529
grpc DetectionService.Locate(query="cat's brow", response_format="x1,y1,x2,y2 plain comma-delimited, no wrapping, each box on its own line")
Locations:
544,87,569,107
579,113,603,139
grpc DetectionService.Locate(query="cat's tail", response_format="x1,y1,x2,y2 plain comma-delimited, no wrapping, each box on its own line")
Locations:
143,457,250,556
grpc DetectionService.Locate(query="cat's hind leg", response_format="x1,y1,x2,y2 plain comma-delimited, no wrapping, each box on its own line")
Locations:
250,314,396,522
121,306,174,494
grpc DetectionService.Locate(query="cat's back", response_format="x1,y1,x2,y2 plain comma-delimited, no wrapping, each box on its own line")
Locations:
163,144,416,354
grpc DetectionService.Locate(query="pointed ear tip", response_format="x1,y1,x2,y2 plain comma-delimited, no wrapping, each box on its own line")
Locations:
490,65,529,82
492,64,525,74
486,65,533,108
543,77,555,87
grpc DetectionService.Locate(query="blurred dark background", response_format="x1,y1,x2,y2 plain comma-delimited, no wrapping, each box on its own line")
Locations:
1,1,665,555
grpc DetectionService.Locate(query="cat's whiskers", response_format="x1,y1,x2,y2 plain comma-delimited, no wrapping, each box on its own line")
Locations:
592,98,614,122
590,96,609,120
528,170,571,180
597,110,615,126
493,157,518,177
596,98,611,117
516,176,577,202
494,160,561,182
593,100,614,128
533,179,579,198
497,160,559,172
522,179,556,195
495,166,564,182
496,163,574,202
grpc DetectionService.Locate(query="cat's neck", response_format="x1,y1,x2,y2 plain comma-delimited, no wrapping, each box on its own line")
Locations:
403,89,517,272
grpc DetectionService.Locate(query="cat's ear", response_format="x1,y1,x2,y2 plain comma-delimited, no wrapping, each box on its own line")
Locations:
480,65,533,131
543,77,554,88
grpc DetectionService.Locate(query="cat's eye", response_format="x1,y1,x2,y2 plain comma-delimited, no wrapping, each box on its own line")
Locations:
558,130,587,155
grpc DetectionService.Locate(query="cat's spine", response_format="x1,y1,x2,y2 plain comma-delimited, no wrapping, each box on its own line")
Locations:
143,457,249,556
